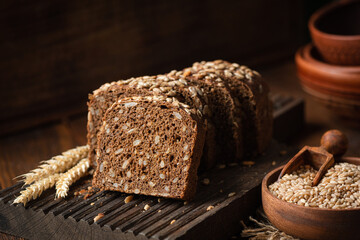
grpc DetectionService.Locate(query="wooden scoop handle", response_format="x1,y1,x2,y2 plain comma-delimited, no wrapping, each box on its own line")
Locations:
320,129,348,156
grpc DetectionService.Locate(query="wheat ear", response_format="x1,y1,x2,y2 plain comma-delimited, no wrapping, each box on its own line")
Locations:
18,145,89,185
13,174,61,206
55,158,90,199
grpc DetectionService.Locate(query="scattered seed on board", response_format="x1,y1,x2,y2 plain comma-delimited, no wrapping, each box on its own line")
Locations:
228,192,236,197
124,195,133,203
144,204,150,211
279,150,287,156
242,161,255,166
170,219,176,224
207,205,214,211
94,213,104,222
218,164,226,169
202,178,210,185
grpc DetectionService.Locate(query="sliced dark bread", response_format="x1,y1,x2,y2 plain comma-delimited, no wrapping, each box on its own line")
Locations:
92,95,206,200
88,74,216,169
192,60,273,156
180,67,243,164
87,82,155,166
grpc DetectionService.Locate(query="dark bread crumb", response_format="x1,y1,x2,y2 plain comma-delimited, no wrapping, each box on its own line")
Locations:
92,96,205,200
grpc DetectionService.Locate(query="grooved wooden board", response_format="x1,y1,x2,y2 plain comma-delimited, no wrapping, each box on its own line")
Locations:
0,95,303,240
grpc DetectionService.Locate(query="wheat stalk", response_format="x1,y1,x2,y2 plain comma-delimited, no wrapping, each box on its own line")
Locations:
241,216,299,240
13,174,61,206
18,145,89,185
55,158,90,199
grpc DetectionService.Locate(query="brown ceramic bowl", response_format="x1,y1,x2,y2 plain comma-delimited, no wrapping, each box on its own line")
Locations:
262,157,360,240
295,43,360,121
309,0,360,65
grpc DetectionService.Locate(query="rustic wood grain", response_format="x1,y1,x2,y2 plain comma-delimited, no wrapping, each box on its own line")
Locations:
0,0,304,135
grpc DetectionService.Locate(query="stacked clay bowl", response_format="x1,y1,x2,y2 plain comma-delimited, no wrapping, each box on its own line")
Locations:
295,0,360,122
295,44,360,120
309,0,360,65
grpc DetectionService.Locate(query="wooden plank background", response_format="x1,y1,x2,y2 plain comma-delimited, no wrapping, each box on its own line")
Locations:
0,0,305,135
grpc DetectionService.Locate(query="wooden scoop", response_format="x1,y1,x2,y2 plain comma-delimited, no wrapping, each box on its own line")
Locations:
278,129,348,186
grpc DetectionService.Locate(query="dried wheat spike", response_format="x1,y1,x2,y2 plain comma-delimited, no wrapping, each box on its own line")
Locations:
13,174,61,206
19,145,89,185
55,158,90,199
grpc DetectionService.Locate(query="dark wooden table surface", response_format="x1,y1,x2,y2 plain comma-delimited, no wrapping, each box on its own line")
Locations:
1,60,360,240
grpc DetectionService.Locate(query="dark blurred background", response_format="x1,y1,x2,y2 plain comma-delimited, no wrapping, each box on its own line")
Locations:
0,0,332,136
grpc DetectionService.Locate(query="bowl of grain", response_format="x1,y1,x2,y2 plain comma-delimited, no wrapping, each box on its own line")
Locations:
262,158,360,240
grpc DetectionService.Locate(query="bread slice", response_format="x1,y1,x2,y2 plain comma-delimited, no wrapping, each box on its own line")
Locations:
92,95,206,200
87,74,216,169
180,67,243,164
191,60,273,157
87,82,154,167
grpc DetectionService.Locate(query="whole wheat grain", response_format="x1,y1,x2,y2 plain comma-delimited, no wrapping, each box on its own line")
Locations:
269,163,360,209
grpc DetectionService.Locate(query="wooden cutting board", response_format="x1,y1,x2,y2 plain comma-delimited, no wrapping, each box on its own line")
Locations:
0,95,304,240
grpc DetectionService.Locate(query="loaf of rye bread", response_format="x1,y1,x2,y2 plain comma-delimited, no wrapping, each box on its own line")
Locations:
88,60,272,200
92,95,206,200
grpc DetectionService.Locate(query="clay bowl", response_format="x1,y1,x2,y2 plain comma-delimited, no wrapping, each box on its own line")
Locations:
262,157,360,240
295,43,360,121
309,0,360,65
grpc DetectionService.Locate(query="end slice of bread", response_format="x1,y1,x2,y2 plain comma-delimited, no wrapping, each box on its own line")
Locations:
92,96,205,200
